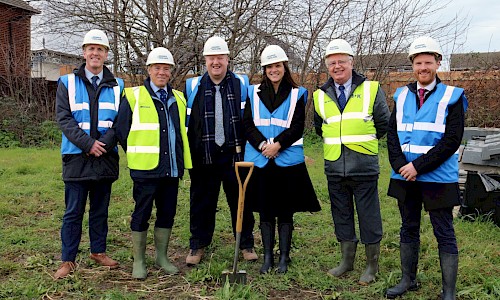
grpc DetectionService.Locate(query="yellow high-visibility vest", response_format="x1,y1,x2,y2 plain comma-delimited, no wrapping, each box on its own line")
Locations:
313,81,379,161
124,86,192,170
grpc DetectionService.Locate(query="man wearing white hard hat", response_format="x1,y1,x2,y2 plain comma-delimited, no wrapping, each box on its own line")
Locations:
243,45,320,274
54,29,124,279
385,36,468,300
184,36,257,266
313,39,390,285
115,47,192,279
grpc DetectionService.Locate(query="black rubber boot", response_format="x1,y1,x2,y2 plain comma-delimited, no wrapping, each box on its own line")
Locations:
259,222,275,274
328,241,357,277
439,251,458,300
385,242,420,299
359,243,380,285
276,223,293,274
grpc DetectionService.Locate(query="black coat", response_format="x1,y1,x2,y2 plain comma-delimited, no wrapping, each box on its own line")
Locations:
56,64,120,182
184,71,245,167
387,77,466,210
243,80,320,214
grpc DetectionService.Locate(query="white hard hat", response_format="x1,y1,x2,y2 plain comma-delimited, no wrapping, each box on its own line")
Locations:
408,36,442,60
146,47,175,66
260,45,288,66
203,36,230,56
82,29,110,49
324,39,354,58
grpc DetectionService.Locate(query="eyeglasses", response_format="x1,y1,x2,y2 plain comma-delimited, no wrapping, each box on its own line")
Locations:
326,60,350,68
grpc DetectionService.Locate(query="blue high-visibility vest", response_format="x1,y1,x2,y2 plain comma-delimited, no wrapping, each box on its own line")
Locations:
185,72,248,126
59,74,124,154
244,84,307,168
391,83,468,183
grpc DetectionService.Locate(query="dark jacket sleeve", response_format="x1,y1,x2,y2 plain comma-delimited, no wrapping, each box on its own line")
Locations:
243,95,267,150
99,119,118,152
114,94,133,153
387,105,407,172
314,110,323,137
274,94,306,150
373,86,390,139
412,97,465,174
55,81,95,152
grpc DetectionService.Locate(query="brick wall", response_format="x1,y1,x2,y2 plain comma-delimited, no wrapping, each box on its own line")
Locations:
0,3,32,78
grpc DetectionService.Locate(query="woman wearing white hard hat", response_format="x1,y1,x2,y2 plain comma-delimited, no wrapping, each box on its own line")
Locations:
243,45,320,274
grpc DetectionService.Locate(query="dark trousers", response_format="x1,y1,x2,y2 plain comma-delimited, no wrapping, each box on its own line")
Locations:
398,195,458,254
131,177,179,232
260,213,293,224
61,180,112,261
189,161,255,250
327,176,383,244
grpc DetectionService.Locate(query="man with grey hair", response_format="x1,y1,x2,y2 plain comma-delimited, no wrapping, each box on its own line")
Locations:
313,38,389,285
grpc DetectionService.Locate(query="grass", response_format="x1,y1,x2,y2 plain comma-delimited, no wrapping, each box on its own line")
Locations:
0,140,499,299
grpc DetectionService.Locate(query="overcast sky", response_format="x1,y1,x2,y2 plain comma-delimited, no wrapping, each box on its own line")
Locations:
429,0,500,53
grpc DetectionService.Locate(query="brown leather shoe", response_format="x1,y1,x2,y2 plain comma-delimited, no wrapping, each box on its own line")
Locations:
242,248,258,261
54,261,76,280
89,253,119,269
186,248,204,266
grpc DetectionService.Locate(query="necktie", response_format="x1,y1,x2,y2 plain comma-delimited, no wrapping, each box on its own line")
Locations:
338,85,347,111
159,89,167,105
418,88,426,108
214,85,225,146
91,76,99,91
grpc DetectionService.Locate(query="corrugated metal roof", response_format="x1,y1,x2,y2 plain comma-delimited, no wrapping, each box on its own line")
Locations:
0,0,40,14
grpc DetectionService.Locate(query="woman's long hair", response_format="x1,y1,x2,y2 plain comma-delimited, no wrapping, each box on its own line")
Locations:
260,61,298,89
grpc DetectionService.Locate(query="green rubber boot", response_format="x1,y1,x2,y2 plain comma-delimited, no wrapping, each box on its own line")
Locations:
131,231,147,279
328,241,357,277
359,243,380,285
154,227,179,274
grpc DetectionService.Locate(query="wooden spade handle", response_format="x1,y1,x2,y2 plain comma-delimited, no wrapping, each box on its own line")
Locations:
234,161,254,233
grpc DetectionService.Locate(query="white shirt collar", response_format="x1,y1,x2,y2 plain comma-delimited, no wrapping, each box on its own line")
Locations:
334,77,352,96
417,78,437,92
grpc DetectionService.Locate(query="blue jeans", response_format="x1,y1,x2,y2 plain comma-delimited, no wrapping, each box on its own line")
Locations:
61,180,112,261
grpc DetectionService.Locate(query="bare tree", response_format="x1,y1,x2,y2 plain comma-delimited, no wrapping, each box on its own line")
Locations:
32,0,467,89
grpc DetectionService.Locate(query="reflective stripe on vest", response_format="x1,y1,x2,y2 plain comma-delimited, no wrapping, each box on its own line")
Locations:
313,81,379,161
244,85,307,168
124,86,192,171
396,85,456,134
391,83,466,183
60,73,123,154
